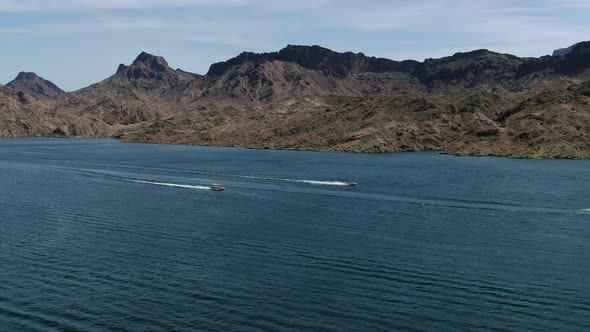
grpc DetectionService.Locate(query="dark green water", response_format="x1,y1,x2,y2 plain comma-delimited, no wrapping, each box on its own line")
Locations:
1,138,589,331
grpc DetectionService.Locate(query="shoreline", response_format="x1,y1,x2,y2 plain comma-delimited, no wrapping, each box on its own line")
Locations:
1,135,589,161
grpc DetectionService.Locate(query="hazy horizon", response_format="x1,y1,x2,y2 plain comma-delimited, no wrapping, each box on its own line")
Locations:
1,0,589,90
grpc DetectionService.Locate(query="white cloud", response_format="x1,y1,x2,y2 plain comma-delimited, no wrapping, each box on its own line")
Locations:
2,0,590,90
3,0,589,57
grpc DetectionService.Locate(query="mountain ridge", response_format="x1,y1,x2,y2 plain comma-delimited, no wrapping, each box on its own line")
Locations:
2,41,590,159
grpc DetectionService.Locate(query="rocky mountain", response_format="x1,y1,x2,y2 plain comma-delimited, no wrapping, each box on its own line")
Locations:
7,72,65,99
75,51,200,100
111,51,200,94
53,52,204,128
0,84,76,137
3,41,590,159
207,44,419,78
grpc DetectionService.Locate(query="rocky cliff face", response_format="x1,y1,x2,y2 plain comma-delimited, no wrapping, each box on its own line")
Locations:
7,72,65,99
4,41,590,159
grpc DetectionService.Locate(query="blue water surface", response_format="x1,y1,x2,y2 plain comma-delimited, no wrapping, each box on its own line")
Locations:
1,138,589,331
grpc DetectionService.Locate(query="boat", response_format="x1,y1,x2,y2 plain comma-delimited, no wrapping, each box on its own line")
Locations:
210,184,225,191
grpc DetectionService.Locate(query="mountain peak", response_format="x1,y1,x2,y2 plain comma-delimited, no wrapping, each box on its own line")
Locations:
135,51,153,60
7,71,64,99
15,72,41,80
101,52,199,95
114,52,177,81
132,51,170,70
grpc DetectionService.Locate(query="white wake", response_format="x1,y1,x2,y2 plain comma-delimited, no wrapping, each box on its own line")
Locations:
127,179,210,190
238,175,356,186
297,180,354,186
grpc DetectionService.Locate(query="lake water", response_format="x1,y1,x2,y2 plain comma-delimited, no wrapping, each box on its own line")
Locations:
1,138,589,331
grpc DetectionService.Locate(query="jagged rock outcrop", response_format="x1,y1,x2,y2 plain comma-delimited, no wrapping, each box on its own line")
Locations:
7,72,65,99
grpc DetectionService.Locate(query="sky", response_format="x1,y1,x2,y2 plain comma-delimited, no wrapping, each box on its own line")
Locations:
1,0,589,91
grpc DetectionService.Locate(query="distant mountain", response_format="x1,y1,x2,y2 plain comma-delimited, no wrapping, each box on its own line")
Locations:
7,72,64,99
3,41,590,159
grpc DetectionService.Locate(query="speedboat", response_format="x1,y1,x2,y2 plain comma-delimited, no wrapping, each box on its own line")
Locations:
210,184,225,191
